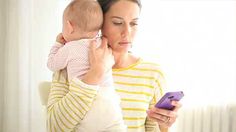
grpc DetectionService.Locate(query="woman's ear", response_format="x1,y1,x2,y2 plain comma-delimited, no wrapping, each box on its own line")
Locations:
66,20,74,34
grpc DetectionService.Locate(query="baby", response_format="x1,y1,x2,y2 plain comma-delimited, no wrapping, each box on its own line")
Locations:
47,0,126,131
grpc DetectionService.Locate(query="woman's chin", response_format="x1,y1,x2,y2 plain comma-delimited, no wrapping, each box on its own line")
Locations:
115,48,132,54
120,44,132,49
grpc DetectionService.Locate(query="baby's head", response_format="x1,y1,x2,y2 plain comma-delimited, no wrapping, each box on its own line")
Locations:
62,0,103,42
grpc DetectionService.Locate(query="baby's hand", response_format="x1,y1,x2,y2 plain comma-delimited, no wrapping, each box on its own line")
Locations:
56,33,67,44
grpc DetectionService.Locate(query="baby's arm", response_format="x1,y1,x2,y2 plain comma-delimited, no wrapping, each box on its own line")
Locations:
47,33,69,72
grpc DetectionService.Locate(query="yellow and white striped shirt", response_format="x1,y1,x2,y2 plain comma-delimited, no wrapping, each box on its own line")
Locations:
47,59,165,132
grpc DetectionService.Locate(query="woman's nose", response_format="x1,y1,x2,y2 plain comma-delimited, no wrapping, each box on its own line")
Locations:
121,24,131,38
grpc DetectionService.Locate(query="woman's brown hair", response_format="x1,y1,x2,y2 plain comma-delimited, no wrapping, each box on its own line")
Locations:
97,0,142,14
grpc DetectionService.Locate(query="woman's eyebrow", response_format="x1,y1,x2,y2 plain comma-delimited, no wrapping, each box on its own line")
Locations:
111,16,139,21
132,18,139,21
111,16,123,20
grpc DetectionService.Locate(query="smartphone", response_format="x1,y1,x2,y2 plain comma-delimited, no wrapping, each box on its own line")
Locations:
155,91,184,110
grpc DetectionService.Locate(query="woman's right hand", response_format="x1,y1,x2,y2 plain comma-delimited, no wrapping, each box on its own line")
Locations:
82,37,114,85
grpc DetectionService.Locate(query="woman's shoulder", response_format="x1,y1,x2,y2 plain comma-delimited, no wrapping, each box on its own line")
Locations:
137,59,162,70
135,58,165,77
129,54,162,69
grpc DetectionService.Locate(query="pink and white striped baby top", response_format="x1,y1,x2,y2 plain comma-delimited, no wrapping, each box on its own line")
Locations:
47,39,113,86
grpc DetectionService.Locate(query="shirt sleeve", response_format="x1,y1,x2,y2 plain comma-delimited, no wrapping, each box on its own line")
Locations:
145,69,166,132
47,42,69,72
47,69,99,132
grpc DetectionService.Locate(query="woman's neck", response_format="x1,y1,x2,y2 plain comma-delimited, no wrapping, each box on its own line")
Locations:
112,52,139,69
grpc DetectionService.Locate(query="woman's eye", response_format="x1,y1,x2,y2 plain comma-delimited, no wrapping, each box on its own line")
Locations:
130,22,138,26
113,21,123,25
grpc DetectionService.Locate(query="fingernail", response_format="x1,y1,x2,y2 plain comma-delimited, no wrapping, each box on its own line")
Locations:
171,102,175,105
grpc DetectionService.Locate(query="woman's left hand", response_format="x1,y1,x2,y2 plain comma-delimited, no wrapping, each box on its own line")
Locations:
146,101,182,128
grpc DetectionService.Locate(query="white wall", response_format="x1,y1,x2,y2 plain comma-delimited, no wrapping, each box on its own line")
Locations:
134,2,236,131
134,1,236,106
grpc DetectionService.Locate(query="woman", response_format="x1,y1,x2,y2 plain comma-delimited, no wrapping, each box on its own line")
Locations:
47,0,181,131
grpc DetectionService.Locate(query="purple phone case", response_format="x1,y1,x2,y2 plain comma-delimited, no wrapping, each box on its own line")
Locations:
155,91,184,110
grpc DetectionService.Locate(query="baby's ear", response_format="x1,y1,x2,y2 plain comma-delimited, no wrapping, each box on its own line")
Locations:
66,20,74,34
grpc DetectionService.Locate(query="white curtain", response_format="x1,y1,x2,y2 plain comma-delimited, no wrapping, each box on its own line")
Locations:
0,0,65,131
0,0,6,130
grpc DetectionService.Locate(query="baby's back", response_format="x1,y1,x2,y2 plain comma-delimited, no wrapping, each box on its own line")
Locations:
65,39,91,81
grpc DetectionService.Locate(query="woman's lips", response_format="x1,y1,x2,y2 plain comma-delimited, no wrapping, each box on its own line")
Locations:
119,42,131,44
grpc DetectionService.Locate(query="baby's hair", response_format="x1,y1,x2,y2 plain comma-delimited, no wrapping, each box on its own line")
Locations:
64,0,103,33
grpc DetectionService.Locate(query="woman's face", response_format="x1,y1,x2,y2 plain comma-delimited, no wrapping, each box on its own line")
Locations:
102,0,140,53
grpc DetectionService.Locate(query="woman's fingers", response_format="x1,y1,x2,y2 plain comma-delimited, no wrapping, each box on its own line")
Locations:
88,37,114,72
146,101,182,128
147,109,176,121
88,40,97,63
171,101,182,112
151,107,176,118
147,110,167,122
89,40,97,52
100,37,108,49
149,116,174,128
147,107,178,127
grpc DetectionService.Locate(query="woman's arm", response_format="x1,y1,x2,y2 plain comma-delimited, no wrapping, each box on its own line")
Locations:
47,37,113,131
146,72,181,131
145,65,181,132
144,65,166,132
47,69,99,132
147,101,181,131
